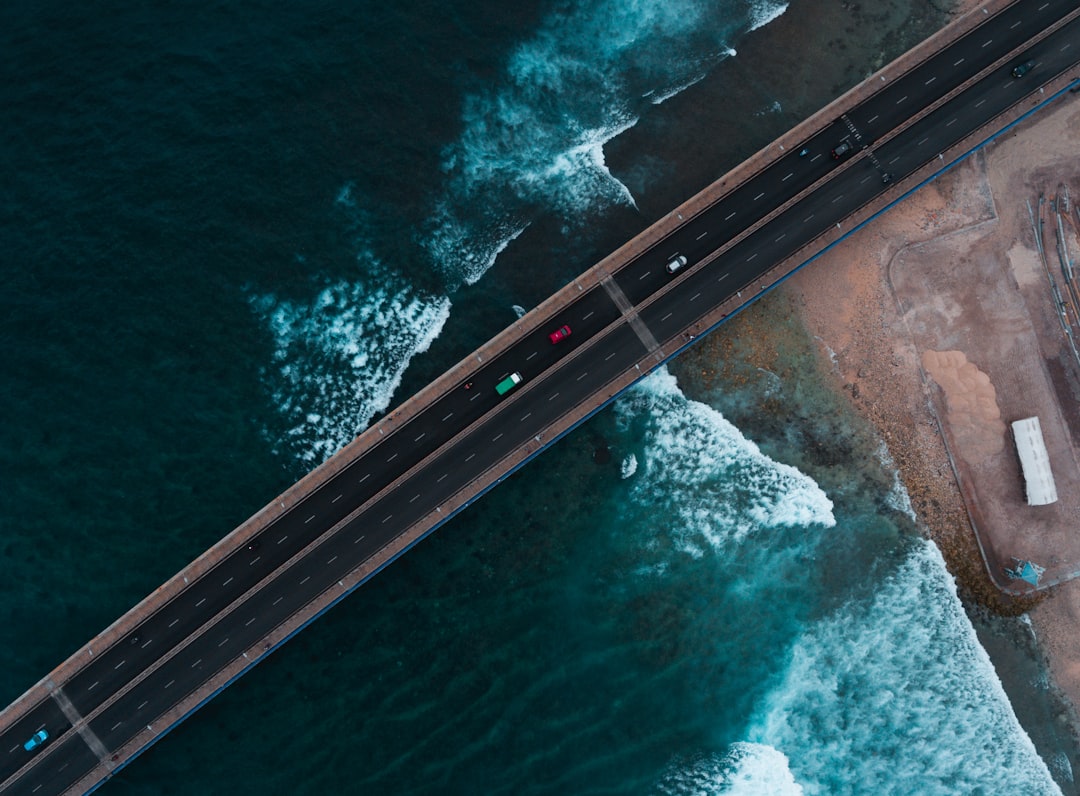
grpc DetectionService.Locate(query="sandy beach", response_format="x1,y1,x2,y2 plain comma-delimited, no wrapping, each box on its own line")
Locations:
782,53,1080,781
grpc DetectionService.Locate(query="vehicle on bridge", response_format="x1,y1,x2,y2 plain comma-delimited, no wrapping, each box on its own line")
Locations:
665,255,688,274
1011,58,1036,78
830,141,852,159
23,730,48,753
495,372,523,396
548,325,572,344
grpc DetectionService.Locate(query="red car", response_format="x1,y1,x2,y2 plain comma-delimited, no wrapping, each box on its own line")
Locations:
548,325,572,344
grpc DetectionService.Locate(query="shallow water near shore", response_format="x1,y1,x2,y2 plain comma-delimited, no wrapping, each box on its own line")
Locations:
1,0,1075,792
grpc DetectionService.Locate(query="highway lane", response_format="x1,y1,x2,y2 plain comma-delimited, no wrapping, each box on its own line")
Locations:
14,0,1075,775
6,4,1080,793
611,0,1076,307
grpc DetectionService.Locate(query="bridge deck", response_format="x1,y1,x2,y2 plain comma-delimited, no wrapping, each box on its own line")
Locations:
4,1,1080,793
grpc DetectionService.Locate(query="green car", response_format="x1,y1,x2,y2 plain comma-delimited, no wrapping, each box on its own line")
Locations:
495,372,523,396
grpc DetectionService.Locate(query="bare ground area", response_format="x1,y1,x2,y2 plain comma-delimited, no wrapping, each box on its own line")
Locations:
784,89,1080,736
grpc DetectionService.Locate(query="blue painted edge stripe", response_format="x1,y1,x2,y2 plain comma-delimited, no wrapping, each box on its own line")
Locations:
86,75,1080,794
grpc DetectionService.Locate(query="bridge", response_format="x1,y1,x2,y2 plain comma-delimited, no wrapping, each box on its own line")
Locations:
4,0,1080,792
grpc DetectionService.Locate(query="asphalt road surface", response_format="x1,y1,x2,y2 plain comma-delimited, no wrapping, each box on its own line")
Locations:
4,2,1080,793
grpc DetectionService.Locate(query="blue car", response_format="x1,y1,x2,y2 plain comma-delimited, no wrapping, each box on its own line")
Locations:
23,729,48,752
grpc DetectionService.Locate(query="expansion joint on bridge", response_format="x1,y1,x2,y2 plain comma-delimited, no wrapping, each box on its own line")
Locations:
48,684,115,769
599,274,663,358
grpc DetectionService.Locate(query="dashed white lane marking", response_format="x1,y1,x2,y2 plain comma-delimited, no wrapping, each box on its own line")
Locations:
386,452,398,462
690,292,701,302
442,412,453,422
867,114,879,123
576,372,588,381
520,412,531,422
138,701,148,711
696,231,709,240
980,39,992,48
305,514,316,524
273,596,283,605
945,118,957,127
889,156,900,164
781,172,793,182
810,153,822,162
526,351,538,360
111,722,122,732
717,273,729,282
381,515,392,524
332,493,342,503
918,137,928,145
165,679,174,689
195,598,206,607
88,681,99,692
605,351,616,360
895,95,908,104
548,392,560,401
114,660,125,670
169,619,179,628
354,535,366,544
300,576,311,585
359,473,370,483
582,310,594,320
924,76,936,85
775,232,785,242
327,555,337,565
438,472,449,481
832,193,845,201
277,535,288,544
409,494,420,503
638,271,650,280
746,252,758,262
465,453,476,461
222,576,233,587
246,617,257,626
661,312,673,322
470,393,481,402
492,432,504,440
753,192,765,201
954,57,965,66
191,659,202,668
141,639,152,649
218,638,229,648
725,211,736,220
861,175,872,184
414,433,425,442
804,213,815,223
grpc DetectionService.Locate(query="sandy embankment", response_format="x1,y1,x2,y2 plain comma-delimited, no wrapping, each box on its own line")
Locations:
783,81,1080,733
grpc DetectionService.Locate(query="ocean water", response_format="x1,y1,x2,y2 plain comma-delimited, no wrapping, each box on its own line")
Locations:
1,0,1072,793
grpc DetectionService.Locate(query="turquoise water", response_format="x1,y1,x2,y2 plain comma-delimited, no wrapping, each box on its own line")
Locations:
1,0,1073,792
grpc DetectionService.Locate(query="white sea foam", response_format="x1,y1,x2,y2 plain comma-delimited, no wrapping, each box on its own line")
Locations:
620,453,638,479
750,1,789,32
656,743,804,795
427,0,780,285
875,441,917,520
747,539,1062,795
251,275,450,464
616,368,835,555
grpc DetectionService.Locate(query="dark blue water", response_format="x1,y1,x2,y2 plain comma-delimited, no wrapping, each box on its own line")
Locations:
2,0,1070,792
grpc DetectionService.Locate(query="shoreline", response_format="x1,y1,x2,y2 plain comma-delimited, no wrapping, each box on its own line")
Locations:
779,82,1080,788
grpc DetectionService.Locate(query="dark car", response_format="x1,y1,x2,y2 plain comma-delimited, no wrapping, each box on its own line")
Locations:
1011,59,1036,78
548,325,572,344
830,141,852,159
665,255,688,275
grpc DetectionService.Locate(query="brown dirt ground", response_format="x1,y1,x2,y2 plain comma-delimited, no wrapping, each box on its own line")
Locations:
782,88,1080,731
